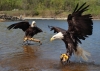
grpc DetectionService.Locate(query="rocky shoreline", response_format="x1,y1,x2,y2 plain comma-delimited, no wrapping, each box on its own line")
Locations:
0,15,99,22
0,14,23,22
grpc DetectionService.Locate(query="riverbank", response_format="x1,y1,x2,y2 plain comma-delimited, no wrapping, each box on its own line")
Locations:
0,10,100,22
24,17,67,20
18,14,100,20
23,16,100,20
0,16,100,22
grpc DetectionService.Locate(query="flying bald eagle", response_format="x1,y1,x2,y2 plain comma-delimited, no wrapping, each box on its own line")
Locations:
7,21,43,45
49,2,93,63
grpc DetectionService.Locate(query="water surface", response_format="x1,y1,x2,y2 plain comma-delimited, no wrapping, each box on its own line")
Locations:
0,20,100,71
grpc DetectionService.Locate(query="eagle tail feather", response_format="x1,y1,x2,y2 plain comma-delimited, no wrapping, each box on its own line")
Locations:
74,45,91,61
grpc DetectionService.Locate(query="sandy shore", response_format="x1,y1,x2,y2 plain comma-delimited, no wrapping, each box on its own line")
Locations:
24,17,67,20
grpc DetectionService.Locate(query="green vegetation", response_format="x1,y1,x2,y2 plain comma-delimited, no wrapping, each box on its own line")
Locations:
0,0,100,19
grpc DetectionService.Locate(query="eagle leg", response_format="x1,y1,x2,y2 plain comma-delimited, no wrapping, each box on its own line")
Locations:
67,58,70,63
30,38,42,45
23,37,29,45
60,53,70,65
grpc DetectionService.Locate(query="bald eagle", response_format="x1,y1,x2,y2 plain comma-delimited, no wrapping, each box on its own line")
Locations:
49,2,93,62
7,21,43,45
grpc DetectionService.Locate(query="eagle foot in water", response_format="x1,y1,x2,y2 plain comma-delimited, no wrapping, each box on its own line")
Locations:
30,38,42,45
39,41,42,45
60,53,70,65
23,37,42,45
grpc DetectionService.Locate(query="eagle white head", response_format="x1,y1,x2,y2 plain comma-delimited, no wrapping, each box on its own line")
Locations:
31,21,36,27
50,32,64,41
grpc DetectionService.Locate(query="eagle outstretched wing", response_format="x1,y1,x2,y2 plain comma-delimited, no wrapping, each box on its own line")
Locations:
48,26,66,33
67,2,93,40
7,21,30,31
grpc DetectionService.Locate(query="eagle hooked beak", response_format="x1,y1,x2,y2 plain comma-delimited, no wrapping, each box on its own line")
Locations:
50,37,55,42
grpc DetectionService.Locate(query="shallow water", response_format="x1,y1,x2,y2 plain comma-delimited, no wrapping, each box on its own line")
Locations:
0,20,100,71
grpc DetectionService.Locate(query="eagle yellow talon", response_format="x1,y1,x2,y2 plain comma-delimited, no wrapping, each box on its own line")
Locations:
24,37,28,42
60,53,70,64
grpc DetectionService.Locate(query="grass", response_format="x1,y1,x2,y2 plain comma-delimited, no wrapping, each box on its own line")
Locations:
0,10,100,19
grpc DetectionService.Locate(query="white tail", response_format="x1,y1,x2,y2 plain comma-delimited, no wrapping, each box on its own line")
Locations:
74,45,91,61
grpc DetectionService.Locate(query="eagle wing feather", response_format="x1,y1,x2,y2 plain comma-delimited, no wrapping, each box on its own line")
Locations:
48,26,66,33
67,2,93,40
7,21,30,31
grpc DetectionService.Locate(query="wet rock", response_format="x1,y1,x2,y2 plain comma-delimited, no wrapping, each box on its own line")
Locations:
0,14,23,21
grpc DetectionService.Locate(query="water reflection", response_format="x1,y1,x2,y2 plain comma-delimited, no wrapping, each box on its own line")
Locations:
0,45,41,71
23,45,39,57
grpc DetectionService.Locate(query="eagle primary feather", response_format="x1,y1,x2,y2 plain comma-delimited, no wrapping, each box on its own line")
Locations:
7,21,30,31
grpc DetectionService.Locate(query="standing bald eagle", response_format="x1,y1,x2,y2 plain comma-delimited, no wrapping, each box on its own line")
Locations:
7,21,43,45
49,2,93,62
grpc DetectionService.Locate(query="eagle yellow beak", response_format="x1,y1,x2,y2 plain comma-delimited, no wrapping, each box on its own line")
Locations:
50,37,54,42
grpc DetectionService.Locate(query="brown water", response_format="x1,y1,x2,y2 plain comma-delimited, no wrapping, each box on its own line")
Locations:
0,20,100,71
